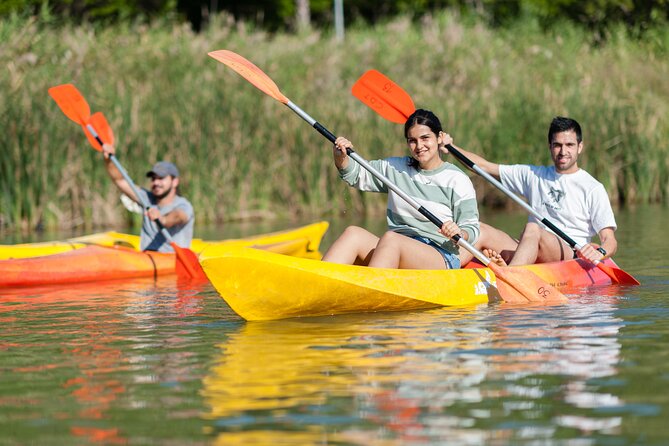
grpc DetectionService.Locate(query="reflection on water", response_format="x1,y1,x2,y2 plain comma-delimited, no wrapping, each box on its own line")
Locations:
0,277,215,444
2,275,668,444
1,206,668,444
201,296,638,444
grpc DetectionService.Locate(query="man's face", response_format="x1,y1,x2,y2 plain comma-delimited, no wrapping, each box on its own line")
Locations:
549,130,583,174
149,174,177,199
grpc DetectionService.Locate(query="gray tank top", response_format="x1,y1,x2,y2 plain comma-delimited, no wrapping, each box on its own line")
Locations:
137,188,194,253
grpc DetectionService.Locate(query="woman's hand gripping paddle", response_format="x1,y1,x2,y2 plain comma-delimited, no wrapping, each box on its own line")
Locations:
48,84,207,281
207,50,566,304
352,70,639,287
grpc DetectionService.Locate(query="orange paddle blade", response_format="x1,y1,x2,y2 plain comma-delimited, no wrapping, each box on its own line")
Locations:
351,70,416,124
48,84,90,125
208,50,290,104
172,243,208,281
489,262,568,304
82,112,114,151
597,262,640,285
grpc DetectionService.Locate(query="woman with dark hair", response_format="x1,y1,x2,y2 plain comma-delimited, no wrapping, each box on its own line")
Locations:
321,109,482,269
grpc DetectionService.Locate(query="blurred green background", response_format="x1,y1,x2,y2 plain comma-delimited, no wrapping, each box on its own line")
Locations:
1,1,667,233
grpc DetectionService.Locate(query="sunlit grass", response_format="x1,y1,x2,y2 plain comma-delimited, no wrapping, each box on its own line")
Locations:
1,12,667,233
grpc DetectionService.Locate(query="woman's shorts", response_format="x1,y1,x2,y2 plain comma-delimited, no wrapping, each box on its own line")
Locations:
410,236,461,269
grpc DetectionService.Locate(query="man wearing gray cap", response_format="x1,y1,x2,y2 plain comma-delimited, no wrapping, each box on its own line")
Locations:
102,144,194,253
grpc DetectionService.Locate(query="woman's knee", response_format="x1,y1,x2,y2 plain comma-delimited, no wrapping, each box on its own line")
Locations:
379,230,401,240
376,231,404,246
339,225,370,241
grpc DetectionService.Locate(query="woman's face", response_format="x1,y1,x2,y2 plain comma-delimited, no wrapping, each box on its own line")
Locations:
406,124,443,170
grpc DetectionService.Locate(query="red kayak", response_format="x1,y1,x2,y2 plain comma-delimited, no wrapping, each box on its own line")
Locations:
465,257,627,289
0,245,176,287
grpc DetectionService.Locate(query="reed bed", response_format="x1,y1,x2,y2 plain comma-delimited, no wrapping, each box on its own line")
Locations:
1,12,667,232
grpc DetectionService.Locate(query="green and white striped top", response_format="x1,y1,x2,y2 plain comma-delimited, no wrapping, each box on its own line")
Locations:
339,156,480,255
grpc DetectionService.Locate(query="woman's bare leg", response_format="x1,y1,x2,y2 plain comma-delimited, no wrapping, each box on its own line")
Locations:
368,231,448,269
321,226,379,265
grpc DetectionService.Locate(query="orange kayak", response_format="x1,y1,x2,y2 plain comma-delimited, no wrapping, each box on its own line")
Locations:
0,245,175,287
0,222,329,288
0,239,320,288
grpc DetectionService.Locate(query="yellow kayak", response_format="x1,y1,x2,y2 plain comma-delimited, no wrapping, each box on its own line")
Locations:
202,245,626,321
0,221,328,260
201,247,497,321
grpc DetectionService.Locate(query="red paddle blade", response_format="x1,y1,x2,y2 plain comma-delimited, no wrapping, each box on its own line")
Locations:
490,263,568,304
48,84,91,125
172,243,208,281
82,112,114,151
208,50,290,104
597,263,640,285
351,70,416,124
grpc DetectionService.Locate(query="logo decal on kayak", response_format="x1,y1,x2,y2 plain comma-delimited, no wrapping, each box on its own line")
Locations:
474,270,496,295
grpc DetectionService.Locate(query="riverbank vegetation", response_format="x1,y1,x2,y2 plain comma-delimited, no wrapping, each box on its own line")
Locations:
1,9,668,232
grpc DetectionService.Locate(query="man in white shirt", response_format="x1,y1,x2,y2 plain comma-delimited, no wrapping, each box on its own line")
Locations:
448,117,617,266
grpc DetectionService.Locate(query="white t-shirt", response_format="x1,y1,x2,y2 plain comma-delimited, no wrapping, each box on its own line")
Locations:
498,165,616,246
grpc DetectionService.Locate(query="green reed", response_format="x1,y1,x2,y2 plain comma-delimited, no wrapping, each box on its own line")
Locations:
1,12,667,233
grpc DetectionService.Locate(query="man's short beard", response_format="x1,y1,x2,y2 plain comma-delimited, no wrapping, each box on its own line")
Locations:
153,186,172,200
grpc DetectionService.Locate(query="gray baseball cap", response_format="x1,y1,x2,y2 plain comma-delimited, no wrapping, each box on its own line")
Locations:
146,161,179,178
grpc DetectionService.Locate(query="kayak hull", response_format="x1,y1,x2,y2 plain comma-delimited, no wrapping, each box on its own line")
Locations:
0,245,175,287
202,248,498,321
0,222,328,287
465,257,623,289
202,249,624,321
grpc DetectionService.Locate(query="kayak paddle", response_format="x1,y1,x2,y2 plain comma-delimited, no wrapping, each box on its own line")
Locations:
351,70,640,286
208,49,567,304
48,84,207,280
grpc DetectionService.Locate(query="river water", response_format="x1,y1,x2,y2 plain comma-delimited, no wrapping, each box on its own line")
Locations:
1,205,668,444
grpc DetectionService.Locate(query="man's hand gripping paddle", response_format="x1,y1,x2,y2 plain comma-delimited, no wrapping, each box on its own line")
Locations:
48,84,207,280
208,50,567,304
351,70,639,286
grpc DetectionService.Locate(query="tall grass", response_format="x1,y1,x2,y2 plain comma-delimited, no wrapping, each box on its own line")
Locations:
1,12,667,233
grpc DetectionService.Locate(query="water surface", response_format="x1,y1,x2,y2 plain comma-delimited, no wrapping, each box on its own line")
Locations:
1,205,668,444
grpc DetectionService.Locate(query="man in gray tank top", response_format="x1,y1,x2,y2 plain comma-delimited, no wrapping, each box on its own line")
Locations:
103,145,194,253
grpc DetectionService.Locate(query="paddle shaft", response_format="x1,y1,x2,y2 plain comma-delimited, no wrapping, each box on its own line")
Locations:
285,101,492,267
86,124,176,244
447,144,601,262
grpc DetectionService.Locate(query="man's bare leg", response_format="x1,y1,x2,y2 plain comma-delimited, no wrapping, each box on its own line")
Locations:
508,222,542,265
510,222,575,265
465,222,518,266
